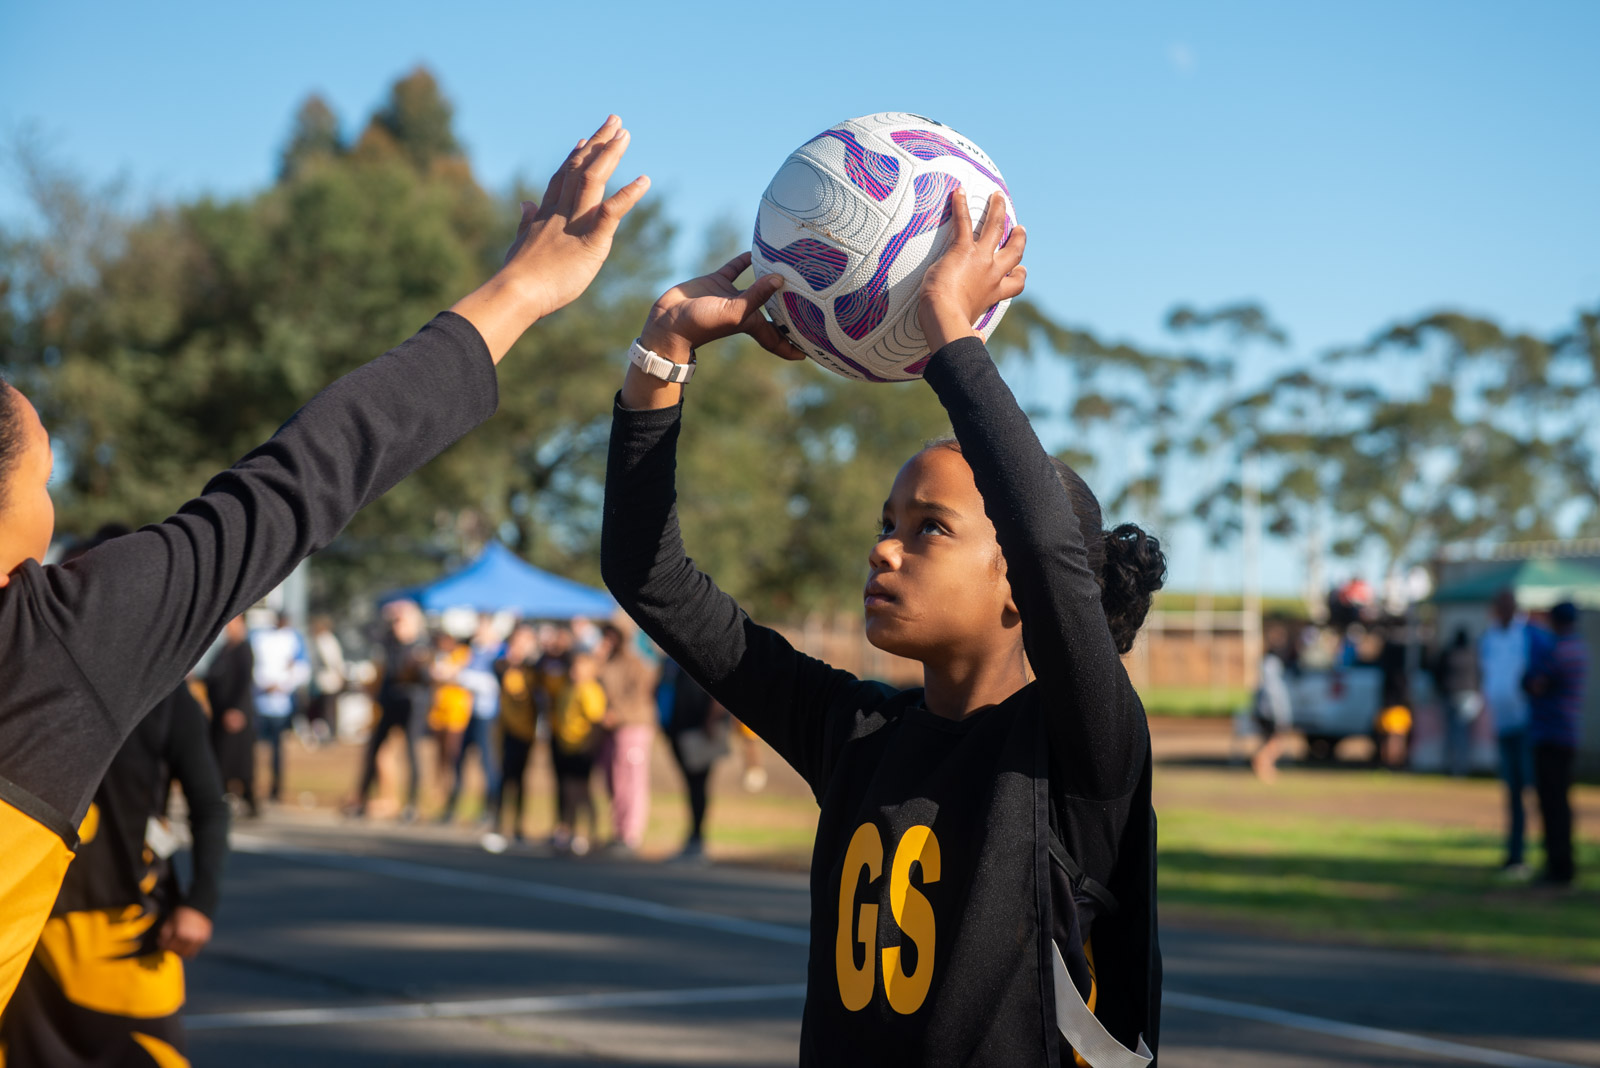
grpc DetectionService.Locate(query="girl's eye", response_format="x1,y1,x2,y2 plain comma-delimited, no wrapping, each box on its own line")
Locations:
920,520,945,536
877,518,893,538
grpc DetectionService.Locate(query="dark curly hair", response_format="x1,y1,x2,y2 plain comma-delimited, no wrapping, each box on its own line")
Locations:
0,380,25,514
930,440,1166,653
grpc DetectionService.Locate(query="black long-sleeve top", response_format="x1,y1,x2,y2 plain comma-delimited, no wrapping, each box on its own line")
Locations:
602,337,1160,1067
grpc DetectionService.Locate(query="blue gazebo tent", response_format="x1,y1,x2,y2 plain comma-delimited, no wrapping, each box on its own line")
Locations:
380,541,615,619
1430,557,1600,610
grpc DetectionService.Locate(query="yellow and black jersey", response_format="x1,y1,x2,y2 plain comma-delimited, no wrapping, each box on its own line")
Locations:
603,337,1162,1067
0,312,497,1011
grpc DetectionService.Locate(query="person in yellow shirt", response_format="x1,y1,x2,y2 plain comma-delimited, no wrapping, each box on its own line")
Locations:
549,651,606,856
427,635,473,814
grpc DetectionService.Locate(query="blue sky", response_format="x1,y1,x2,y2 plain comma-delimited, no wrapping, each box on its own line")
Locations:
4,1,1597,593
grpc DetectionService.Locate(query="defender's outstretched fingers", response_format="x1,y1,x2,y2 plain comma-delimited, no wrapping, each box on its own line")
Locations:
574,128,632,216
748,316,807,361
558,116,623,215
595,175,651,229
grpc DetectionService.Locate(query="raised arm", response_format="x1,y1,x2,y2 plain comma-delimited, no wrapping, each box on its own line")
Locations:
918,192,1147,800
0,116,650,834
601,256,889,791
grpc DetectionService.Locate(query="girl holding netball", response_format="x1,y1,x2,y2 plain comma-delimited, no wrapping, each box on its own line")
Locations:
603,192,1164,1066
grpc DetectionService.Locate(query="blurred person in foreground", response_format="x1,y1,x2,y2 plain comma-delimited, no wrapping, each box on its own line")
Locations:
350,602,433,822
483,623,540,852
0,114,647,1010
205,615,259,816
444,615,503,825
2,664,229,1066
1523,601,1587,887
1251,626,1295,783
596,618,659,854
1481,588,1535,877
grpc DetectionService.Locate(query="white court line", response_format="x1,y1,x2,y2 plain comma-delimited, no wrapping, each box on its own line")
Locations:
186,982,809,1031
231,835,1588,1066
231,835,809,945
1163,992,1581,1068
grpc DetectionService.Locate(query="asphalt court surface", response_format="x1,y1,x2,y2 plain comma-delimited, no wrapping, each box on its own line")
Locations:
183,817,1600,1066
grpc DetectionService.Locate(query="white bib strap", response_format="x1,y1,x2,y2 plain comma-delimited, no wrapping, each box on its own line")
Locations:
1052,941,1153,1068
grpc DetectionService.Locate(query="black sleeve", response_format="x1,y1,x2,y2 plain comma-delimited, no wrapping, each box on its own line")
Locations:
600,398,891,794
923,337,1147,801
164,687,229,920
0,311,496,837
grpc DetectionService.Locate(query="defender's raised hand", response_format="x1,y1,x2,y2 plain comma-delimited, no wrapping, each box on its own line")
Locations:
917,190,1026,354
453,115,650,362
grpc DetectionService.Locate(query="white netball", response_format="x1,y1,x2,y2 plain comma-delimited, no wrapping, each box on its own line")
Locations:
751,112,1016,383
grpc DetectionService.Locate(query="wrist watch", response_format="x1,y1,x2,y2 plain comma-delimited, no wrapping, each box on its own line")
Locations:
628,338,696,384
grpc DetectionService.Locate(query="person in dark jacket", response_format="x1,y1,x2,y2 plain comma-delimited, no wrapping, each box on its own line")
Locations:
602,194,1164,1066
0,114,646,1010
205,614,259,815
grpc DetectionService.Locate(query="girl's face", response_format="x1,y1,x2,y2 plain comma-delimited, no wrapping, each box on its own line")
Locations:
865,447,1019,664
0,390,55,586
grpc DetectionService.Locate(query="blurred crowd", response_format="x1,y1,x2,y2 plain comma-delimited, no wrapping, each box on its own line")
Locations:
199,600,766,862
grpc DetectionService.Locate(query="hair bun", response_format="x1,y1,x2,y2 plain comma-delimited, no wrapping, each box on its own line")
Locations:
1101,523,1166,654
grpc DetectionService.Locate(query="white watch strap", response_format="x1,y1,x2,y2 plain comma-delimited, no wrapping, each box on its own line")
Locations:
629,338,696,384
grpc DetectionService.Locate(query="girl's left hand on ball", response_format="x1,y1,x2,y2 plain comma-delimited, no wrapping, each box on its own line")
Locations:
640,252,807,365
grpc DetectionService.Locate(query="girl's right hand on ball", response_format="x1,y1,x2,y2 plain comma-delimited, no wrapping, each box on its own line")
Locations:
639,252,807,365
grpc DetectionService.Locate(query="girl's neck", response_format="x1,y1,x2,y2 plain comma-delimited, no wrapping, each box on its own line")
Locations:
921,642,1029,721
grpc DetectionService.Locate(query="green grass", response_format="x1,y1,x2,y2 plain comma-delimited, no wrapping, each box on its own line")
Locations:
1158,806,1600,966
1138,686,1251,718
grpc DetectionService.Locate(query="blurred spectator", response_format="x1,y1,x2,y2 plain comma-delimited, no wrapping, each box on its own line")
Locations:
1251,627,1294,783
486,623,540,850
350,601,430,822
445,616,503,824
428,633,473,810
206,615,258,816
251,612,310,803
307,616,347,743
1372,621,1413,769
1430,628,1480,777
596,618,659,853
550,650,607,855
660,659,729,862
1524,601,1587,887
736,719,767,793
1480,588,1534,877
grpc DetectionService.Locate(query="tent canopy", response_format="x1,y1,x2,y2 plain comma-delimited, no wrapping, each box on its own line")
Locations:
1431,557,1600,610
380,542,615,619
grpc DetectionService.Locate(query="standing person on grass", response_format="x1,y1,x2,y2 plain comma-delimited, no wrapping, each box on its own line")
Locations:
0,113,648,1011
250,611,310,804
549,650,607,855
1524,601,1587,887
602,191,1164,1066
1481,588,1534,877
485,622,540,850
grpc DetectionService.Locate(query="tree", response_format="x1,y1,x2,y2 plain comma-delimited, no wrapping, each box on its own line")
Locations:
278,94,343,181
361,66,462,174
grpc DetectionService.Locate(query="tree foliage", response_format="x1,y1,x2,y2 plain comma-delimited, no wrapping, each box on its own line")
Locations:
4,68,1170,617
